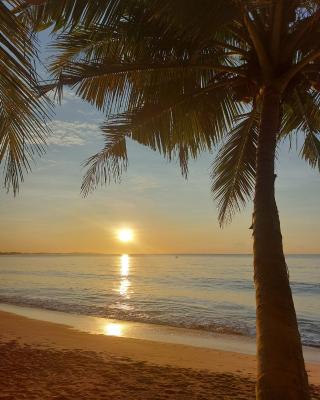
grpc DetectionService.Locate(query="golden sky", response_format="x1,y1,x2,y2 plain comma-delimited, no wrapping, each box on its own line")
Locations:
1,91,319,254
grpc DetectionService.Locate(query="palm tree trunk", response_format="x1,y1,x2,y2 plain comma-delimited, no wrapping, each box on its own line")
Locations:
253,86,310,399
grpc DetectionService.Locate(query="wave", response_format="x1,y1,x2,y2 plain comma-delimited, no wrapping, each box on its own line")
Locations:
0,294,251,336
0,295,319,348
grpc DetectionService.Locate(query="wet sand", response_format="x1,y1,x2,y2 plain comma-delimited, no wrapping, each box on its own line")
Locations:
0,310,319,399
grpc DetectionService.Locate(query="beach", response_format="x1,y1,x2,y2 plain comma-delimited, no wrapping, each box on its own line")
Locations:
1,310,319,400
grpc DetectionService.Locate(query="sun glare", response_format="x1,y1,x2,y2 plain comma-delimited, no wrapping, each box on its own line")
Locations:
121,254,129,276
103,323,123,337
118,229,133,242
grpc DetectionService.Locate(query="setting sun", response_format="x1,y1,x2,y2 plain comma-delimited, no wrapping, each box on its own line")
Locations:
117,229,134,243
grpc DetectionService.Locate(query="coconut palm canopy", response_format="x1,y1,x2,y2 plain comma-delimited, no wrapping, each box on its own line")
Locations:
0,0,50,194
22,0,320,225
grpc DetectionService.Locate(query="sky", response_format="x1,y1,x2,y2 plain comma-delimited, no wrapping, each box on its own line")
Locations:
1,36,320,254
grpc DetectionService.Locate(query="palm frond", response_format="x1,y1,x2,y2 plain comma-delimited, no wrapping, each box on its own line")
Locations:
18,0,320,228
281,88,320,169
108,83,241,166
42,12,244,112
301,131,320,169
81,76,244,194
81,132,127,196
45,60,241,110
25,0,240,41
0,1,51,194
21,0,124,32
211,109,259,226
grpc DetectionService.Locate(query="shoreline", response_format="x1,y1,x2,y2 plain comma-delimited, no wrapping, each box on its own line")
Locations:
0,308,319,399
0,302,319,362
0,309,258,376
0,302,258,354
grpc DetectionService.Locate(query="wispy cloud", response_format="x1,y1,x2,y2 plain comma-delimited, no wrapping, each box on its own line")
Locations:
77,109,101,117
47,120,100,146
47,89,82,105
62,90,79,103
128,175,160,192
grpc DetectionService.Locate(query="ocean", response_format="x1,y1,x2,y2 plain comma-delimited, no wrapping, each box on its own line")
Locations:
0,254,319,347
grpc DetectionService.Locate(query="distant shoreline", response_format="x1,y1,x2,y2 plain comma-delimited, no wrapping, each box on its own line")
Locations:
0,252,253,256
1,252,320,256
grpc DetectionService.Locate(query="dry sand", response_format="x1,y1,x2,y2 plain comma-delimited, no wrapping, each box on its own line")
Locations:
0,310,319,399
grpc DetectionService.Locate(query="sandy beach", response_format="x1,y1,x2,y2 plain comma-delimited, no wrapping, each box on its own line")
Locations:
0,310,319,400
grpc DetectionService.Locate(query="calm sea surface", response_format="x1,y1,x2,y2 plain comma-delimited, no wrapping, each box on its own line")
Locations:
0,254,319,347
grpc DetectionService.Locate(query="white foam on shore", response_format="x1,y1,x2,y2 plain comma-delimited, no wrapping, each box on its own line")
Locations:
0,302,319,363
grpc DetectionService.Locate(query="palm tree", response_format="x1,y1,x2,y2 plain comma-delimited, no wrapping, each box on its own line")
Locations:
25,1,320,398
0,1,50,194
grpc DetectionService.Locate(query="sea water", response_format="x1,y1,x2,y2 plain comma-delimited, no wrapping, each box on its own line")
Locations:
0,254,319,347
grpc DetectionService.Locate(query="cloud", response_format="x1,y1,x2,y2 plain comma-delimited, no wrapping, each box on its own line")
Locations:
77,109,101,117
62,90,79,103
47,89,82,105
128,175,160,192
47,120,100,146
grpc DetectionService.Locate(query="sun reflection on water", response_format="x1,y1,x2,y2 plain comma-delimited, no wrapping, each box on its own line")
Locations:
118,254,131,297
103,322,123,336
121,254,129,276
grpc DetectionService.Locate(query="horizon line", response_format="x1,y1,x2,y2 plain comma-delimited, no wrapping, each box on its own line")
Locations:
1,251,320,256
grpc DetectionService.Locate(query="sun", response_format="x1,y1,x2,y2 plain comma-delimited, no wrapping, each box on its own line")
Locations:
117,229,133,243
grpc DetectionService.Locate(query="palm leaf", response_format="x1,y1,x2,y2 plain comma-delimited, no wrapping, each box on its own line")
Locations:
81,78,243,194
20,0,320,229
43,14,244,112
211,109,259,225
25,0,240,41
301,132,320,169
281,88,320,169
81,132,127,196
21,0,124,32
0,1,51,194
